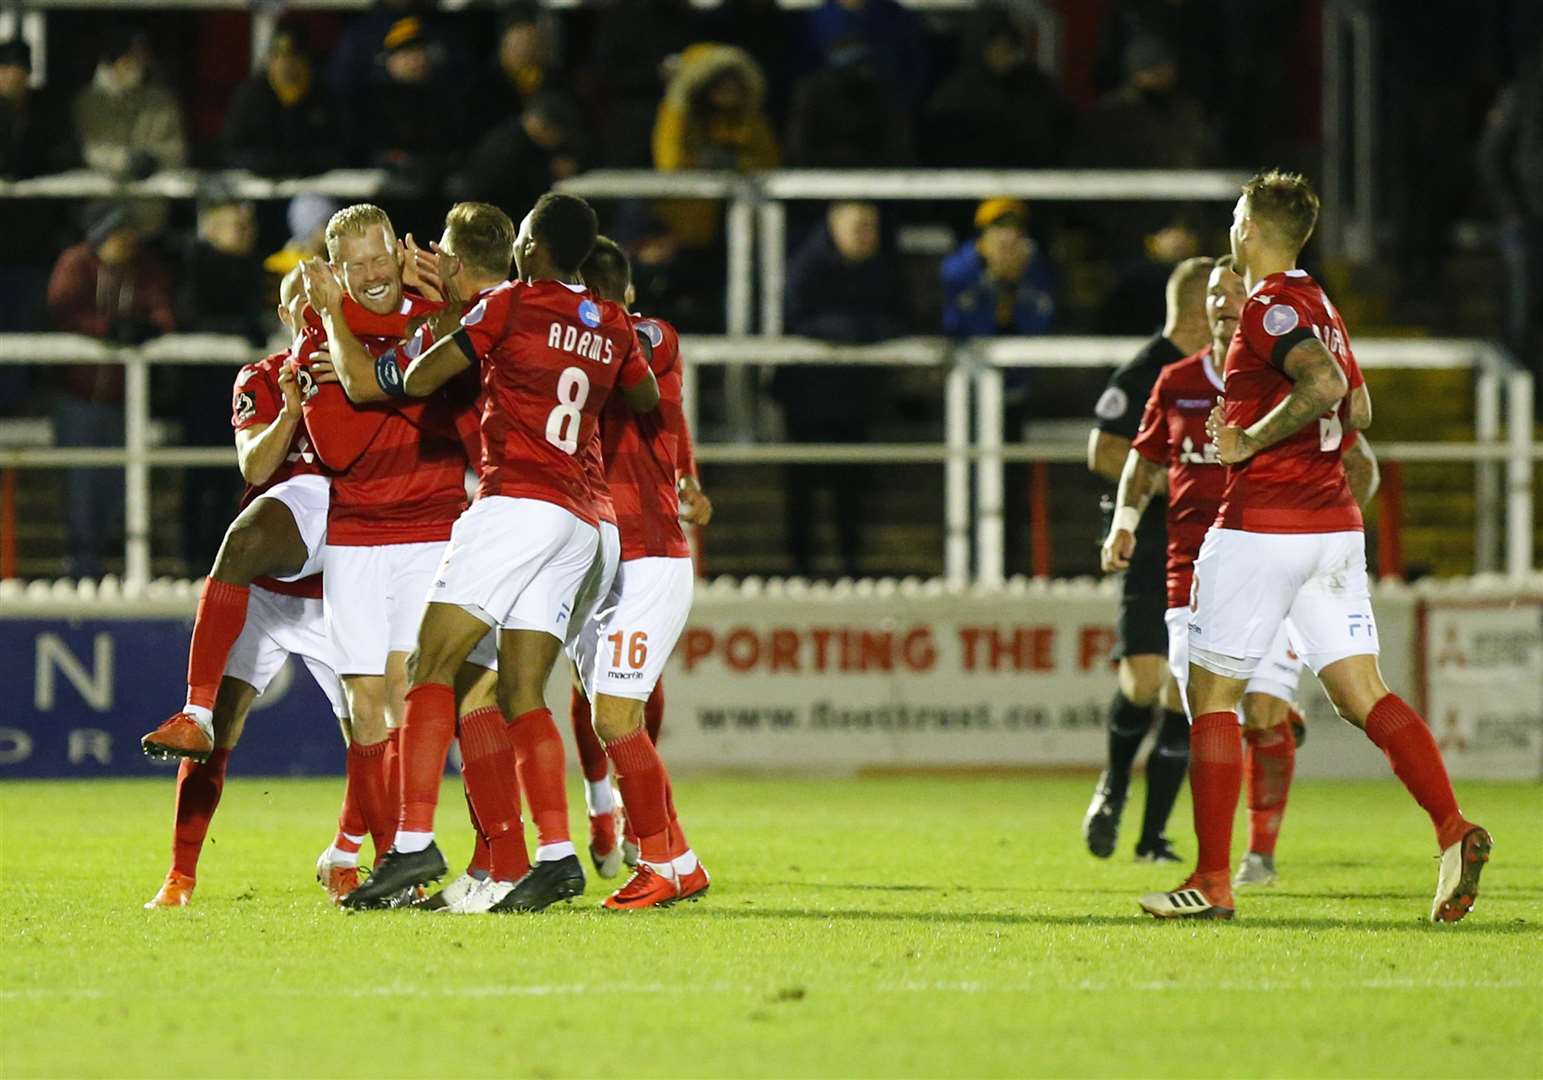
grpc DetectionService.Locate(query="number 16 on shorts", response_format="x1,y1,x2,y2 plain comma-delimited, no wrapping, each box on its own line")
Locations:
592,558,695,701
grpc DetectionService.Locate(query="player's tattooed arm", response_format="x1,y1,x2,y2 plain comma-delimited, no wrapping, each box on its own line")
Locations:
1343,435,1380,507
1213,338,1348,464
233,363,303,486
1101,449,1163,572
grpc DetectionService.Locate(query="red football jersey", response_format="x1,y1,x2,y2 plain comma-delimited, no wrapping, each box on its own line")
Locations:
602,315,691,560
455,279,650,526
296,293,470,546
231,351,325,599
581,431,617,526
1218,269,1365,534
1132,347,1228,608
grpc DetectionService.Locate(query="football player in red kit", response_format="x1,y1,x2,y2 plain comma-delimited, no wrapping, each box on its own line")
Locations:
340,194,660,912
1103,256,1380,895
143,268,350,907
564,236,711,909
1135,171,1490,922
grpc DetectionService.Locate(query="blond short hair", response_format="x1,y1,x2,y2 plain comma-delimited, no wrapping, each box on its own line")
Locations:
324,203,395,261
445,201,516,277
1241,170,1320,253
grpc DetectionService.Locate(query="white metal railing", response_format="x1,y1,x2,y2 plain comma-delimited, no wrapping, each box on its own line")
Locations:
0,333,1533,588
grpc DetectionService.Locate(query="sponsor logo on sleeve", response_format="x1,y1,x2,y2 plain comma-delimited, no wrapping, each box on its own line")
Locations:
1094,386,1129,421
578,299,602,328
461,299,489,327
1262,303,1300,336
636,320,664,348
233,392,256,423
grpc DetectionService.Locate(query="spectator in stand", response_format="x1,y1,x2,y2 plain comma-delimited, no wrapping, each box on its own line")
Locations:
48,201,176,576
72,26,187,179
941,198,1055,340
449,91,585,219
0,39,62,180
653,43,778,249
262,193,339,279
1075,34,1214,170
1097,216,1203,335
354,15,462,190
175,185,267,571
1479,42,1543,366
467,4,563,137
924,8,1070,168
327,0,457,133
221,18,339,177
804,0,929,107
772,201,906,579
785,36,912,167
587,0,706,167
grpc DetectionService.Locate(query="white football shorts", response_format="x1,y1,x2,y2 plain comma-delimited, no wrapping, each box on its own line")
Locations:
587,556,694,702
430,495,598,643
562,520,623,693
322,540,445,676
1187,527,1377,680
252,473,329,581
1166,606,1304,720
224,582,346,716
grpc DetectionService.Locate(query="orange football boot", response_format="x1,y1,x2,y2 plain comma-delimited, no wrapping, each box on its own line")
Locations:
321,865,360,905
602,864,679,911
141,713,213,763
145,870,196,908
674,861,711,903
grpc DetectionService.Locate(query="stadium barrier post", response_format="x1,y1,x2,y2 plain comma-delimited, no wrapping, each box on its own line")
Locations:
123,349,150,589
1475,363,1501,573
1505,367,1535,578
1029,461,1051,579
724,183,757,443
972,357,1004,587
944,357,972,587
1376,460,1405,579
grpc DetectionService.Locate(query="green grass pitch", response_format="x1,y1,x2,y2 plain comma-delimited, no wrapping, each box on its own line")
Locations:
2,774,1540,1079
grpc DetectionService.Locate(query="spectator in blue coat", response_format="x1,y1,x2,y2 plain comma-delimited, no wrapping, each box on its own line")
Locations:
805,0,928,105
941,198,1055,339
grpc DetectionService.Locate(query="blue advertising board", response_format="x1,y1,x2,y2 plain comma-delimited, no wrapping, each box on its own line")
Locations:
0,618,344,778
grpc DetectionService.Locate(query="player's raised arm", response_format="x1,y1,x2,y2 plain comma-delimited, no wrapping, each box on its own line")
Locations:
234,361,303,487
300,257,398,404
400,331,473,398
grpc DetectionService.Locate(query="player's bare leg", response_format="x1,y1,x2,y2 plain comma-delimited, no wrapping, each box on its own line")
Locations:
1235,693,1298,888
489,628,587,913
146,677,254,907
1138,663,1246,919
569,668,622,877
143,499,310,762
341,602,488,909
1315,654,1491,923
594,692,708,911
316,711,373,904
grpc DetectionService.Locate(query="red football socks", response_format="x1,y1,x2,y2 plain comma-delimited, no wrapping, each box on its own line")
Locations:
398,683,456,834
185,579,249,711
508,707,571,847
1243,719,1296,857
171,748,230,878
1364,693,1467,849
334,769,366,857
345,739,394,861
569,685,609,783
459,706,530,882
1189,711,1244,877
605,728,677,865
463,786,490,876
644,681,665,744
383,727,402,824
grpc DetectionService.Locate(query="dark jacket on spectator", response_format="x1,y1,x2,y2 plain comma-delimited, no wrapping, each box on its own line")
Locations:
448,111,585,222
0,91,64,179
177,238,269,344
924,56,1069,168
47,241,175,402
786,48,912,167
222,73,340,177
940,239,1055,339
805,0,928,104
775,223,907,431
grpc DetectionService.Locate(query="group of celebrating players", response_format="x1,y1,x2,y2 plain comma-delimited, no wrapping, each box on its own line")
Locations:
140,191,713,914
1088,170,1491,922
135,169,1493,926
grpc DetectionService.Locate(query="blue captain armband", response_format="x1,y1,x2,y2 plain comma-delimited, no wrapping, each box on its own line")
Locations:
375,347,408,397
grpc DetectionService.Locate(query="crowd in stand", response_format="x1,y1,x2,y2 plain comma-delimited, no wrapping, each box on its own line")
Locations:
0,0,1532,578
